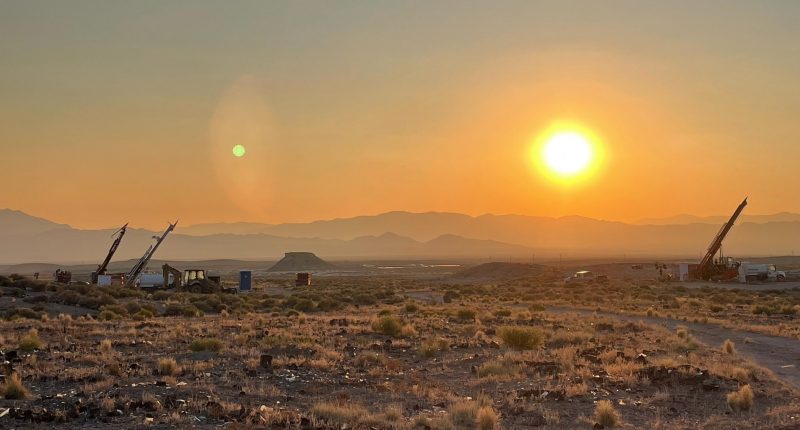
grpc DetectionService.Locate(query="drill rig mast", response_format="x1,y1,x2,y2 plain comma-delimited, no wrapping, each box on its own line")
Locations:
124,221,177,288
91,223,128,284
690,197,748,280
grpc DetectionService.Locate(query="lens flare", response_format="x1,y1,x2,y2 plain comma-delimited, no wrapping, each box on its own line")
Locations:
232,144,246,157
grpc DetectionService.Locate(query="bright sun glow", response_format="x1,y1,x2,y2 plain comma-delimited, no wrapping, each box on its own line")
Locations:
543,132,593,175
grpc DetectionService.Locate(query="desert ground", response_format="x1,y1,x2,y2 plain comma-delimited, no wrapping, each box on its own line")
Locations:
2,262,800,429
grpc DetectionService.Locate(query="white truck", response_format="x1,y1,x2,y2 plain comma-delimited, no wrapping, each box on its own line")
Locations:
738,263,786,283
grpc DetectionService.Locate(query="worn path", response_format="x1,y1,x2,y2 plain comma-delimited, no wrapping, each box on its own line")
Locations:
548,306,800,389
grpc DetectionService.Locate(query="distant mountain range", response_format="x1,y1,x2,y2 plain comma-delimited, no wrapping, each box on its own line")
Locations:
635,212,800,225
1,208,800,265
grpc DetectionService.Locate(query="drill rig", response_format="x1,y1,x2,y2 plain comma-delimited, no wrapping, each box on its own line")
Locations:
91,223,128,284
123,221,177,288
688,197,747,281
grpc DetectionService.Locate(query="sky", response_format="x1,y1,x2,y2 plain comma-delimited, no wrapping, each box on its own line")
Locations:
1,1,799,230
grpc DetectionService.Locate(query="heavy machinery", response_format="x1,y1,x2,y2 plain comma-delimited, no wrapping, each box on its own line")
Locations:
91,223,128,284
54,269,72,284
124,221,177,288
149,264,236,294
688,197,748,281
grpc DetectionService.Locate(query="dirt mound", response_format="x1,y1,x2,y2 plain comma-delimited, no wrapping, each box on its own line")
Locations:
451,262,554,282
267,252,333,272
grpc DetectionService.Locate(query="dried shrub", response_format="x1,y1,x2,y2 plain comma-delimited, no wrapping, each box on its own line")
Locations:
723,339,736,355
476,406,499,430
372,316,402,336
189,338,224,352
727,385,754,411
158,357,181,376
498,326,543,351
18,328,43,352
594,400,620,427
1,373,28,400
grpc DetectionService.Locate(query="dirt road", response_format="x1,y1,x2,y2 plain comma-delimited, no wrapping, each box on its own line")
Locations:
548,307,800,388
681,280,800,291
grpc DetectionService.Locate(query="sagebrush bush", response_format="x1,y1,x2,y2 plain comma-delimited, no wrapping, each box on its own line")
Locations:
98,310,123,321
498,326,543,351
477,357,519,378
372,316,402,336
418,338,450,358
18,328,43,352
164,303,203,317
189,338,224,352
133,309,155,320
456,309,477,321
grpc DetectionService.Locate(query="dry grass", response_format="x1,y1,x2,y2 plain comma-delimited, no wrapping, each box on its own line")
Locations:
157,357,181,376
99,339,113,353
18,328,43,352
477,356,520,379
0,275,797,428
476,406,499,430
594,399,620,427
418,338,450,358
401,324,418,337
372,316,403,336
189,337,224,352
1,373,29,399
448,400,480,427
723,339,736,355
605,358,643,386
565,381,588,397
497,326,544,351
310,402,369,427
727,384,754,411
100,396,116,412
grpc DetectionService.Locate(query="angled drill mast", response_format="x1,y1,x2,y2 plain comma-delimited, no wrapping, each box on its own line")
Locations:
124,221,177,288
92,223,128,284
694,197,748,280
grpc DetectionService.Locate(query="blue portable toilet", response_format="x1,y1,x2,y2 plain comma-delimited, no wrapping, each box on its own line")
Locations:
239,270,252,292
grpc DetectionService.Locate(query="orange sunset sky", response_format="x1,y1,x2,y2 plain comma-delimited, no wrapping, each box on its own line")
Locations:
2,1,799,230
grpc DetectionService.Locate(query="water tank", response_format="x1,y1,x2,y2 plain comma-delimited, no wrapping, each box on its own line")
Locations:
138,273,164,288
239,270,252,291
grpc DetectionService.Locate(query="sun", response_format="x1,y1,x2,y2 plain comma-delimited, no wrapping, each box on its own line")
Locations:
531,123,603,183
543,132,593,175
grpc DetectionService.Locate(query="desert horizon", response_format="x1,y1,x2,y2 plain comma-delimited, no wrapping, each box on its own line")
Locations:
4,203,800,265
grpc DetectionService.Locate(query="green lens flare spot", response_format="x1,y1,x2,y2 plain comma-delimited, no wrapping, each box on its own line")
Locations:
232,145,246,157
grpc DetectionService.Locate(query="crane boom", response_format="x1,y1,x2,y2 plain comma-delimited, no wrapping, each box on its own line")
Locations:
92,223,128,284
124,221,177,288
698,197,748,272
